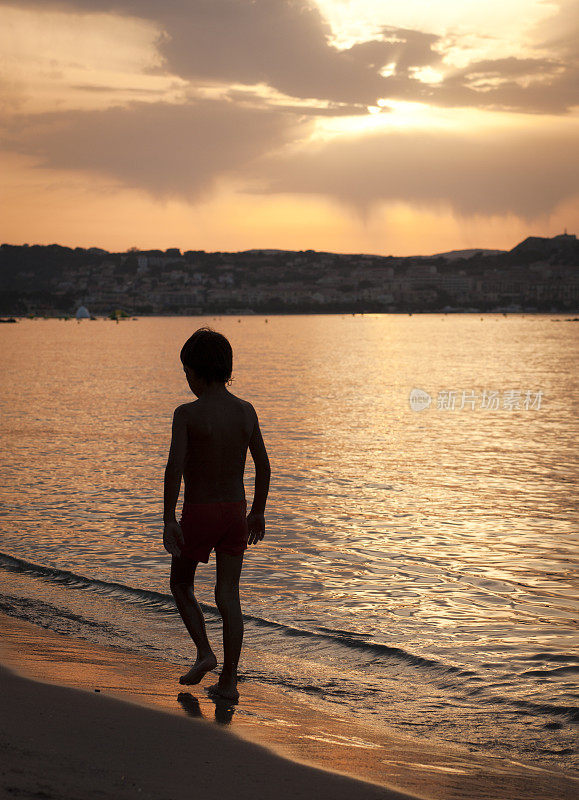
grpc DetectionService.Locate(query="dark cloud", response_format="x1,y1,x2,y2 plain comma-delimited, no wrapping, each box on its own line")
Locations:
345,26,443,74
450,56,561,82
253,127,579,218
1,99,308,200
436,55,579,114
153,0,384,105
69,84,170,94
222,87,383,117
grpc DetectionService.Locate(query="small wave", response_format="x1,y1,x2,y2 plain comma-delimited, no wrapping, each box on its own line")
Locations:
527,653,579,664
0,592,168,657
511,699,579,725
0,550,182,615
0,593,115,633
0,550,470,675
521,666,579,678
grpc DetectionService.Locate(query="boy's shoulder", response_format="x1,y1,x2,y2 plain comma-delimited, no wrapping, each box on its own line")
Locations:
222,394,258,422
173,396,256,416
228,392,256,411
235,395,259,422
173,400,197,416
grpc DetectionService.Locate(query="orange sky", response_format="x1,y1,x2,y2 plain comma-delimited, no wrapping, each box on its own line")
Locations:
0,1,577,256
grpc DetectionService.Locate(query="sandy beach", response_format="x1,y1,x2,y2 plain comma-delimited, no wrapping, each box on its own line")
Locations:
1,613,577,800
1,666,413,800
0,615,413,800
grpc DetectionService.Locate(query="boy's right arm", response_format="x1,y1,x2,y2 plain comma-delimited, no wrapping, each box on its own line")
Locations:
247,405,271,545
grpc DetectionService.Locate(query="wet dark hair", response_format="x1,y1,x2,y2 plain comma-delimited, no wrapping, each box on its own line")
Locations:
180,327,233,384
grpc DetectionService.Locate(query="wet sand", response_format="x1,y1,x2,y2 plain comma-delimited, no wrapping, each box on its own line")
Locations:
0,613,576,800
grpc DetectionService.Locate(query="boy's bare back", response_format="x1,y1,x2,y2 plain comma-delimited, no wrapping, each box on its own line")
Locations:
177,391,259,504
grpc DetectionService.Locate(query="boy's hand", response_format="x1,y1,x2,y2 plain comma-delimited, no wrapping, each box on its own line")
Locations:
164,521,184,557
247,511,265,545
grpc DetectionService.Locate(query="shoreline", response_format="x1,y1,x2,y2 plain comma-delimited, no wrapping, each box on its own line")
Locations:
1,613,577,800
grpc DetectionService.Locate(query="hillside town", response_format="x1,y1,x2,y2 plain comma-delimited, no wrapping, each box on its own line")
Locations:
0,233,577,317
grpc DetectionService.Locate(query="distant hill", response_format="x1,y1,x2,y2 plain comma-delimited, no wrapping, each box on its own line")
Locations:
242,249,295,255
508,233,578,263
425,248,506,261
412,233,578,265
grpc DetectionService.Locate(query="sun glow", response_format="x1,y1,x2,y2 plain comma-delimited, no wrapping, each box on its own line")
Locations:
313,99,579,143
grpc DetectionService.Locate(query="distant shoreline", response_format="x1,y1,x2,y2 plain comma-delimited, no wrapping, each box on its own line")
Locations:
2,234,577,319
2,310,578,321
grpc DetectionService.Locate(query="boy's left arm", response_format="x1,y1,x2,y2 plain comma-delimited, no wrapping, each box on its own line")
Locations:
163,406,188,557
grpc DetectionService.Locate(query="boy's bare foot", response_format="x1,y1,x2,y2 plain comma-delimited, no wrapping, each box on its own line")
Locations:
207,675,239,702
179,653,218,685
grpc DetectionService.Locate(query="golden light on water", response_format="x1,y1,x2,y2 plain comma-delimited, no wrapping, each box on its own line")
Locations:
1,315,576,632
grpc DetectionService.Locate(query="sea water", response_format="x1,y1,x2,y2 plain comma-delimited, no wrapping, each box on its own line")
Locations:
0,314,577,773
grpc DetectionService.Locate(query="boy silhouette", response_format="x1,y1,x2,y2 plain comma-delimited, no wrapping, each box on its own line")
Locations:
163,327,271,702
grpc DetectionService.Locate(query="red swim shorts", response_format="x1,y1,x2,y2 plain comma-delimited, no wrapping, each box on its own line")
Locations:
178,500,249,562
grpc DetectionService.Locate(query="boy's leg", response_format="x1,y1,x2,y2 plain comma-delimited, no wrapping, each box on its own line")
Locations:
170,554,218,685
209,551,244,701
